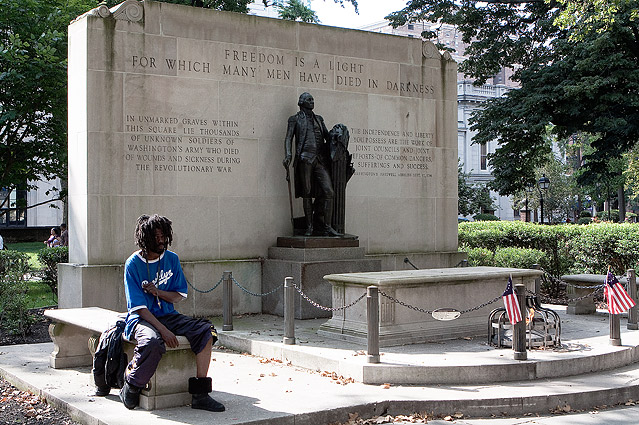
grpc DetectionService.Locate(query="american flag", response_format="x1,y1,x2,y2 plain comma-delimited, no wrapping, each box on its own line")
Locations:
502,276,522,325
605,271,636,315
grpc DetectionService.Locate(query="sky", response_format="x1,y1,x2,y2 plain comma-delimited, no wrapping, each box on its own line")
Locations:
309,0,408,29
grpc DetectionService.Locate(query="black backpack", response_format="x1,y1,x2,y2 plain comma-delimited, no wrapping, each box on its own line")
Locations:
92,320,127,393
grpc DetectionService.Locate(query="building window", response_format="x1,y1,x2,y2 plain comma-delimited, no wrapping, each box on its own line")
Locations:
407,24,414,30
0,188,27,227
480,143,487,170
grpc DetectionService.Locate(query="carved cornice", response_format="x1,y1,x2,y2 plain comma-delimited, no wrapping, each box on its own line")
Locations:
79,0,144,23
111,0,144,22
422,41,441,60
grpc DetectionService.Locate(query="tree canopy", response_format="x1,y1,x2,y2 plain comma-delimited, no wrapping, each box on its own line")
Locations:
276,0,319,23
387,1,639,197
0,0,99,211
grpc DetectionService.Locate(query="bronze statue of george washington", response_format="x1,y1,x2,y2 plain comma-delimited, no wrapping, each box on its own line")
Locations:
283,93,341,237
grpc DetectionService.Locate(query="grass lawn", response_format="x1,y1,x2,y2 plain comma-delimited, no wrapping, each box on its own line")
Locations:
7,241,46,269
4,242,57,308
26,280,57,309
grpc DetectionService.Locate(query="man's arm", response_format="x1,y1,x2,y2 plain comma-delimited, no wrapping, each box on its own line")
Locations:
142,281,184,304
283,116,297,168
136,307,179,348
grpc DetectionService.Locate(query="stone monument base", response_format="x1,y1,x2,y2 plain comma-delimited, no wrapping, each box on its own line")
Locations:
561,274,619,315
262,238,381,319
57,260,263,317
319,267,542,346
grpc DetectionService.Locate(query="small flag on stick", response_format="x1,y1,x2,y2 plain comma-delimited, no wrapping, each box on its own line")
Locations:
605,270,636,315
502,276,522,325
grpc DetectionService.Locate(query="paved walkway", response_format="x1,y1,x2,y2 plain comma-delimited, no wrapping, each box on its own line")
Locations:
0,306,638,425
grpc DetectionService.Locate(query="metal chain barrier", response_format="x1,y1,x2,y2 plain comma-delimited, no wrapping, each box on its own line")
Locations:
536,268,608,304
459,295,502,314
187,276,223,294
527,287,603,305
232,276,283,297
378,290,501,315
292,282,366,311
539,267,609,289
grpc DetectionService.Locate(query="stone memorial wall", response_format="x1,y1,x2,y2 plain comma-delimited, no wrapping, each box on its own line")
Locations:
62,0,459,313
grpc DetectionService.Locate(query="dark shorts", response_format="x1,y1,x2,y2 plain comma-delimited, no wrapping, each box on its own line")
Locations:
154,313,213,354
125,313,213,387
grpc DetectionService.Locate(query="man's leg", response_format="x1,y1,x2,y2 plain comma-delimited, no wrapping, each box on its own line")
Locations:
196,337,212,377
298,160,315,236
159,314,225,412
313,164,340,236
120,320,166,410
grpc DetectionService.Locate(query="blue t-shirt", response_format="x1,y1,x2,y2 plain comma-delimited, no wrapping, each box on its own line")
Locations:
123,250,188,339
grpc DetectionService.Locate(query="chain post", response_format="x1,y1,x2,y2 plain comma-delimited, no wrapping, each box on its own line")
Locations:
628,269,638,330
532,264,541,296
610,312,621,346
513,283,527,360
223,271,233,331
283,277,295,345
461,259,468,267
367,286,380,363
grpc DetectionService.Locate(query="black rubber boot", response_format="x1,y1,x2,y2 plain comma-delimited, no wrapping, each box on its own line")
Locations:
94,385,110,397
118,380,140,410
189,377,225,412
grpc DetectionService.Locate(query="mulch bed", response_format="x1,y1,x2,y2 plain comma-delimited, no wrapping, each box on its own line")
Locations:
0,307,80,424
0,308,53,346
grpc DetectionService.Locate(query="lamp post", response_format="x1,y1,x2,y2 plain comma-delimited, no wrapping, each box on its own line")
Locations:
525,183,534,222
538,174,550,224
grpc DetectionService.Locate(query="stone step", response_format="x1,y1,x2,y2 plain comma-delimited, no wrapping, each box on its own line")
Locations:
1,342,638,424
214,308,639,385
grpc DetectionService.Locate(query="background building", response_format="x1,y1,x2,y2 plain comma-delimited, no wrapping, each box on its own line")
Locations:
0,180,64,228
360,20,520,220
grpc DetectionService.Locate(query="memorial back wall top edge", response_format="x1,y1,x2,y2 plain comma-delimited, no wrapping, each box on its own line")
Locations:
80,0,440,67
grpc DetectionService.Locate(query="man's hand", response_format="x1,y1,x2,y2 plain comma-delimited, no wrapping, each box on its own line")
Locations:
159,328,179,348
142,281,159,296
283,156,291,168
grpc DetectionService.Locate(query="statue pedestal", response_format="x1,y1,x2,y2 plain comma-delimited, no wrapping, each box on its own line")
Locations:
262,237,381,319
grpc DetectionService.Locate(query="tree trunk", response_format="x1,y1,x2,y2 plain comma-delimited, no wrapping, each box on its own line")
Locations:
618,186,626,222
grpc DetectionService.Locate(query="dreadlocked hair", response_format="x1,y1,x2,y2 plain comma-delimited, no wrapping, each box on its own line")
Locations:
134,214,173,254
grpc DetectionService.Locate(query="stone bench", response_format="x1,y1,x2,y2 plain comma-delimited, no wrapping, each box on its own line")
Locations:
319,266,542,347
561,274,629,315
44,307,195,410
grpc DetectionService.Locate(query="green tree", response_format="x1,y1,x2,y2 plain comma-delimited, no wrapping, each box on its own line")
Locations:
458,161,496,217
0,0,99,216
276,0,319,23
386,1,639,196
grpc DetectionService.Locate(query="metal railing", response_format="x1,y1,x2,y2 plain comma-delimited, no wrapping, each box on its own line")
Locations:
196,265,639,362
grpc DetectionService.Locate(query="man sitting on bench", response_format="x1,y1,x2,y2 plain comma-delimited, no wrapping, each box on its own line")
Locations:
119,214,225,412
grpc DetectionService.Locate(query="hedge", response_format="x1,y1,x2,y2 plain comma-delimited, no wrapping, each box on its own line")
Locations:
0,250,35,336
458,221,639,276
37,246,69,297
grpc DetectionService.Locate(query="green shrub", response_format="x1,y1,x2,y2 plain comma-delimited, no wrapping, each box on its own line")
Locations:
596,209,619,222
567,223,639,275
0,251,35,337
473,213,500,221
37,246,69,297
577,217,592,225
463,246,494,266
579,210,593,218
458,221,576,277
0,250,31,276
494,247,547,270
